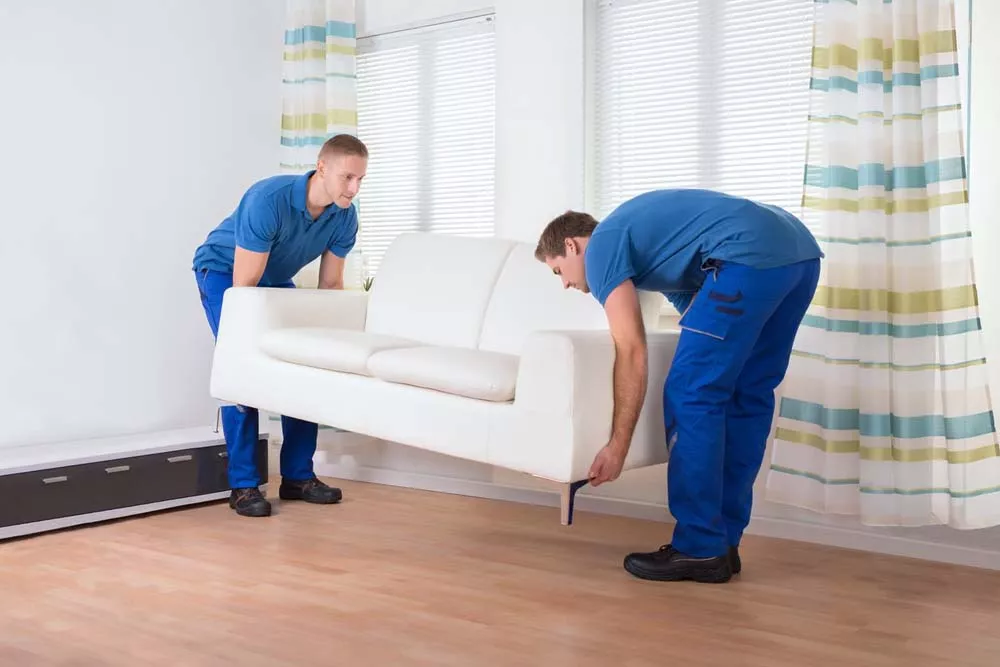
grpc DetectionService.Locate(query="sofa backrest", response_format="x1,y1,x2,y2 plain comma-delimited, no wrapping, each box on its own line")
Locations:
478,242,664,355
364,233,516,348
364,232,664,353
477,243,607,354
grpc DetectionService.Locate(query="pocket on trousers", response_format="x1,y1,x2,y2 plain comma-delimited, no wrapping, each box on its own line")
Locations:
678,295,745,341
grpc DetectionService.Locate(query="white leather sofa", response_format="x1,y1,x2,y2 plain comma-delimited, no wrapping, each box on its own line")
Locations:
209,233,681,523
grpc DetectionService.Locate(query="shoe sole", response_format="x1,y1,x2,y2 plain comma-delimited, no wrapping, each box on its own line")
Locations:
624,559,732,584
278,490,342,504
229,504,272,517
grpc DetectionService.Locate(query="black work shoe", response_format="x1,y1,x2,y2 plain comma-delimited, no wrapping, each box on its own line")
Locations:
229,487,271,517
279,476,343,504
729,546,741,575
623,544,732,583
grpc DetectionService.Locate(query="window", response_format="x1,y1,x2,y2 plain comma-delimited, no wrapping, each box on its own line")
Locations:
588,0,815,220
355,14,496,276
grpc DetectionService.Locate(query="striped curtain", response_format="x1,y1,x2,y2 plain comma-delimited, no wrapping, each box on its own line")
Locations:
280,0,358,173
766,0,1000,528
280,0,366,289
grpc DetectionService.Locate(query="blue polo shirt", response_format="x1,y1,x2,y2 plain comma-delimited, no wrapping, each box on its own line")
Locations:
584,189,823,312
192,170,358,287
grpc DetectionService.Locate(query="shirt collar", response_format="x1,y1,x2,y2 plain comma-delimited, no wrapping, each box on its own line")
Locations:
291,170,315,213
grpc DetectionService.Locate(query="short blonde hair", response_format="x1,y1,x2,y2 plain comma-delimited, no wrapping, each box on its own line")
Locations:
319,133,368,160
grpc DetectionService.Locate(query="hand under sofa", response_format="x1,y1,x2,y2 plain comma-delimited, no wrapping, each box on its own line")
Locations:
209,232,681,524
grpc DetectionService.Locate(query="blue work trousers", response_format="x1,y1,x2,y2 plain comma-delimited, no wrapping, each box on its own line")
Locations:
194,268,317,489
665,258,820,557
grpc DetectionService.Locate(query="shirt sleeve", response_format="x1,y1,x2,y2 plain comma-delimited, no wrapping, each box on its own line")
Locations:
327,204,359,258
584,229,636,306
233,191,279,253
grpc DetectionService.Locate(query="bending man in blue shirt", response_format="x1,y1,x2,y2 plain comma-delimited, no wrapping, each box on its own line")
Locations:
192,134,368,518
535,189,822,583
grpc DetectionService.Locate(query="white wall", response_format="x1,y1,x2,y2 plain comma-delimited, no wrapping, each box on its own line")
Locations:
494,0,586,242
967,0,1000,418
331,0,1000,564
0,0,285,448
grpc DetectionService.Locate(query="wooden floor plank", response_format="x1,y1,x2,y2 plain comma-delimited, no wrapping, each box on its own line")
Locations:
1,478,998,666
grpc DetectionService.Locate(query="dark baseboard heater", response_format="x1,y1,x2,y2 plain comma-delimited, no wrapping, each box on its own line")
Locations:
0,427,267,540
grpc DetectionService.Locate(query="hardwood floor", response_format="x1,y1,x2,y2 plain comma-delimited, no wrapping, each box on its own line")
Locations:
1,478,998,666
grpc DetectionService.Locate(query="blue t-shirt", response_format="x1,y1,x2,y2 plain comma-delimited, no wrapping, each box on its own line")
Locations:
584,189,823,312
192,170,358,287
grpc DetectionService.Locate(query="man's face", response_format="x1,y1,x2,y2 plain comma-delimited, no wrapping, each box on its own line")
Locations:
318,154,367,208
544,239,589,293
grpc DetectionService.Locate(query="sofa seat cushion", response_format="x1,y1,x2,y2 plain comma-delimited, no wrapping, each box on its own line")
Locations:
366,346,519,402
259,327,418,376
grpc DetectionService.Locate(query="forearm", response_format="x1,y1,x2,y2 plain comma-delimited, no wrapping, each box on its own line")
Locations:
233,247,268,287
610,341,648,452
233,269,264,288
318,277,344,290
318,250,346,290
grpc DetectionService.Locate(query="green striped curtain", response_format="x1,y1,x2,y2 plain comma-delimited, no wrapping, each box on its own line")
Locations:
766,0,1000,528
280,0,358,172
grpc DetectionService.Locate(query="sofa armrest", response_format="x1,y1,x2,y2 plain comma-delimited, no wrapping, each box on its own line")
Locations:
515,329,679,415
214,287,369,355
515,328,681,477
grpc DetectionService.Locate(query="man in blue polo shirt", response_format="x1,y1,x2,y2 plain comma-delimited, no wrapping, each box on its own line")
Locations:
534,189,823,583
192,133,368,518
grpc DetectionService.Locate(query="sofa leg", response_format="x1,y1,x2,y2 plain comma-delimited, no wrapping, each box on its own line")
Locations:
560,479,590,526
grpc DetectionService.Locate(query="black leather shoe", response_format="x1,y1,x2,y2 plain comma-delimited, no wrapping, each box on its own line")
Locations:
624,544,732,583
279,477,343,504
729,546,741,575
229,487,271,517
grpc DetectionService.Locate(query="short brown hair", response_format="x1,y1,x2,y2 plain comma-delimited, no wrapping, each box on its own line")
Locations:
319,133,368,160
534,210,599,260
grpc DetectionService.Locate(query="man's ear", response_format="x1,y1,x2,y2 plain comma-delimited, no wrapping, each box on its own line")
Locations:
565,237,578,255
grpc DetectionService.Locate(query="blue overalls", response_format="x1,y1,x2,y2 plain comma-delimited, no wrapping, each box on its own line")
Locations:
665,258,820,557
194,269,318,489
581,189,824,559
190,170,358,489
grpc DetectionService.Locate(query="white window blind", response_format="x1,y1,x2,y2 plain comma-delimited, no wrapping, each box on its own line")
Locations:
591,0,815,220
355,14,496,276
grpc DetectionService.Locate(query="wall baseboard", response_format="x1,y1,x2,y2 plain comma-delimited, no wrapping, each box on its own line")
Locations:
313,460,1000,572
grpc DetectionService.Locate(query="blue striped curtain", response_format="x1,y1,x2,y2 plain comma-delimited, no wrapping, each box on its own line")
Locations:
280,0,358,172
766,0,1000,528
